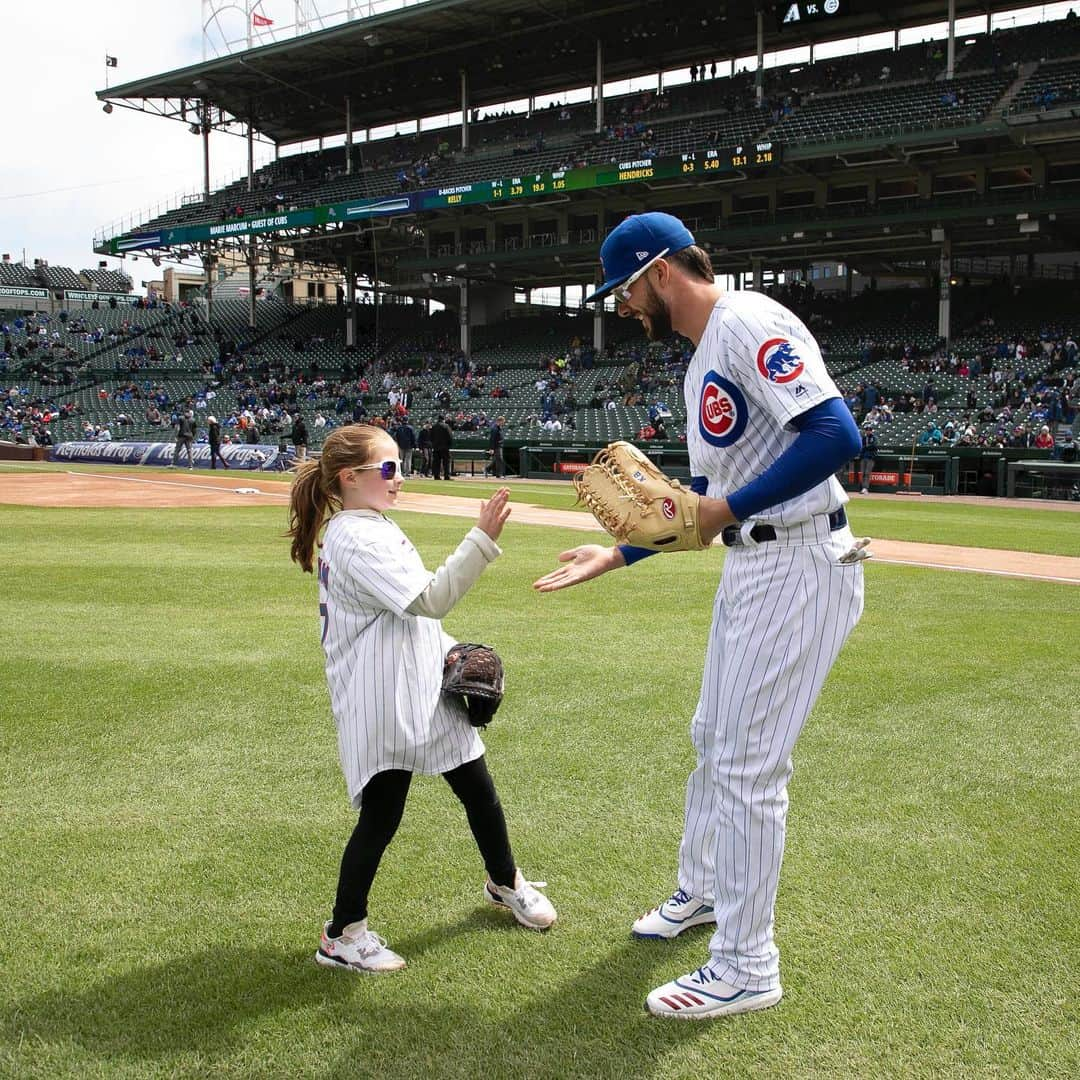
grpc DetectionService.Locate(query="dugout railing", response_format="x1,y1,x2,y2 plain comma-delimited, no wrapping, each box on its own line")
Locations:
843,446,1062,497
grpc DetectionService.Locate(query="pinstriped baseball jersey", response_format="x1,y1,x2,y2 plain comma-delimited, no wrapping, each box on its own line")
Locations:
318,509,482,808
685,290,849,527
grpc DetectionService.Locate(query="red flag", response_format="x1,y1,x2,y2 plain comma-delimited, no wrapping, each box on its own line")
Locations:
253,13,273,27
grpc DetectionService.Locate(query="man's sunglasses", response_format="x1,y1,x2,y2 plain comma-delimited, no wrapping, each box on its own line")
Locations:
612,248,669,304
356,458,403,480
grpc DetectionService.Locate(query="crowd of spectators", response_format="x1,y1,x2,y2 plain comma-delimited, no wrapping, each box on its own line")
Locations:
840,312,1077,454
2,381,72,445
6,273,1078,465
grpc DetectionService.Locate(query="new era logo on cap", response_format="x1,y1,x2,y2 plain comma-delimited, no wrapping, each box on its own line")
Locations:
584,212,696,304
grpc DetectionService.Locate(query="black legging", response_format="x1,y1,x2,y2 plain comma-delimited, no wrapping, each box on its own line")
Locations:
329,755,516,935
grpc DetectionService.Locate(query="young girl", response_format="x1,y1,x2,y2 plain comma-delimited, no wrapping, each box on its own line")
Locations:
288,423,555,974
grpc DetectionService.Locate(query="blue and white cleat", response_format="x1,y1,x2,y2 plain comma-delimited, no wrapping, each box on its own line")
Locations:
632,888,714,939
645,965,782,1020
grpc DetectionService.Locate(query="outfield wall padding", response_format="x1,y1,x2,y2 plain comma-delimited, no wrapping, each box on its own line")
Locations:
51,441,293,470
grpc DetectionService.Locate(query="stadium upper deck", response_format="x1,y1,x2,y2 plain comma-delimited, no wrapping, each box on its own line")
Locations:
108,15,1080,246
91,7,1080,301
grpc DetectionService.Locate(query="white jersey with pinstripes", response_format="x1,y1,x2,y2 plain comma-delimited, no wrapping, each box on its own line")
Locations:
318,509,483,808
685,289,848,527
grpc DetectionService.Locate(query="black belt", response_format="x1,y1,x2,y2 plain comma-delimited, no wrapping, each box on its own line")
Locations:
721,508,847,547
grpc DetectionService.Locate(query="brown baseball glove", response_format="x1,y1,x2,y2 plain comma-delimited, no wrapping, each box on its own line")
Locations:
442,643,505,728
573,441,707,551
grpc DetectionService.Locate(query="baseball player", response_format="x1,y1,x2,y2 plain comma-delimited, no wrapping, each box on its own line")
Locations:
288,424,555,974
535,212,865,1019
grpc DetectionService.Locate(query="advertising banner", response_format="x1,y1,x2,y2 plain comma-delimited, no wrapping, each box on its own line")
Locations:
51,441,291,470
63,290,132,303
0,285,50,299
846,469,912,487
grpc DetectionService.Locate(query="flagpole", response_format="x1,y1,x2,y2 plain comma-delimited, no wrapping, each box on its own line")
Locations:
247,0,253,48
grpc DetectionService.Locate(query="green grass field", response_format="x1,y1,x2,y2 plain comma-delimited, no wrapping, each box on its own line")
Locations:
1,499,1077,1079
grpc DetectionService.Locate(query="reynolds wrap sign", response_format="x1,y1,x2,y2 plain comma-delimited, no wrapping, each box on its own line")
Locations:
51,441,292,470
0,285,50,299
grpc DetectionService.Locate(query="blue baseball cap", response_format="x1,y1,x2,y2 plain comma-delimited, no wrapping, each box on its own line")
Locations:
584,212,696,304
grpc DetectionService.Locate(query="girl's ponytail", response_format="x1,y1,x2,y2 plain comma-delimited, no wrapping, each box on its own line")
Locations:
288,458,334,572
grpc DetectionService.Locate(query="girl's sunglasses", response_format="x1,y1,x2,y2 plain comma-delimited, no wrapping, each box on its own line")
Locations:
356,458,403,480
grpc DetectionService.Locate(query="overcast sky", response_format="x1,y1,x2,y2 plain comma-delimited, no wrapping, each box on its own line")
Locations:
0,2,298,283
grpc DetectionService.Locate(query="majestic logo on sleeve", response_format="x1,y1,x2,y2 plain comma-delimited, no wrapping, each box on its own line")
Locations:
756,338,805,383
699,372,748,447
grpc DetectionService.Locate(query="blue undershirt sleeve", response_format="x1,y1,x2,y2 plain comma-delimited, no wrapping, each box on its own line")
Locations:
617,473,709,565
725,398,860,522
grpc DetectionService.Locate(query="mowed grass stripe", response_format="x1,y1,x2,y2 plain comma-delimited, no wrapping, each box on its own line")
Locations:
0,508,1077,1079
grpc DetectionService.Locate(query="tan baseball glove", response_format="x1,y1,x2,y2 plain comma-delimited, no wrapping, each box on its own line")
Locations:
573,441,707,551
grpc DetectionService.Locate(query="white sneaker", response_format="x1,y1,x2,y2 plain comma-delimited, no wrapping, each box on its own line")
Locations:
315,919,406,973
646,965,782,1020
484,869,557,929
632,888,714,939
861,487,869,494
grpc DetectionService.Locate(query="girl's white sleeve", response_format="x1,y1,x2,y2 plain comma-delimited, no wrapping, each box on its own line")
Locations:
405,527,501,619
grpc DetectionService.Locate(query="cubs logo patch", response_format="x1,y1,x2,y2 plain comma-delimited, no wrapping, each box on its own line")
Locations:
661,497,676,520
699,372,748,448
756,337,805,384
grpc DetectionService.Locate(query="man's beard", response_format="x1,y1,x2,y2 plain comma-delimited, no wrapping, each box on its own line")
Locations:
639,280,672,341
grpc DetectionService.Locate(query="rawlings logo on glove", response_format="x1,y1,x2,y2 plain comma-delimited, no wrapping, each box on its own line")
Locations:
574,441,707,551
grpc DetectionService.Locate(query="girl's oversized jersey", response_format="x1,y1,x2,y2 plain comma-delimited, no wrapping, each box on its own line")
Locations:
317,509,482,807
685,290,849,527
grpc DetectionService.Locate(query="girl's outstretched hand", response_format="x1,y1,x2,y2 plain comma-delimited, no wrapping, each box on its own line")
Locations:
477,487,511,542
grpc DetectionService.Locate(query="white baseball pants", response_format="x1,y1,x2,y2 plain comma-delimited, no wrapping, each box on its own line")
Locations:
678,521,864,991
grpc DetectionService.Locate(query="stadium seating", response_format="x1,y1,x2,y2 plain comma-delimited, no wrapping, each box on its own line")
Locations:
80,268,134,293
13,15,1080,459
769,71,1012,145
0,262,40,287
1009,58,1080,114
5,293,1073,456
0,260,133,294
958,15,1080,71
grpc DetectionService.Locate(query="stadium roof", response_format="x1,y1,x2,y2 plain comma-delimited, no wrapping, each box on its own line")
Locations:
98,0,1047,145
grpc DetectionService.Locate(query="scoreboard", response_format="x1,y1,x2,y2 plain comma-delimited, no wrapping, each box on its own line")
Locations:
418,140,782,210
106,140,781,253
777,1,850,31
